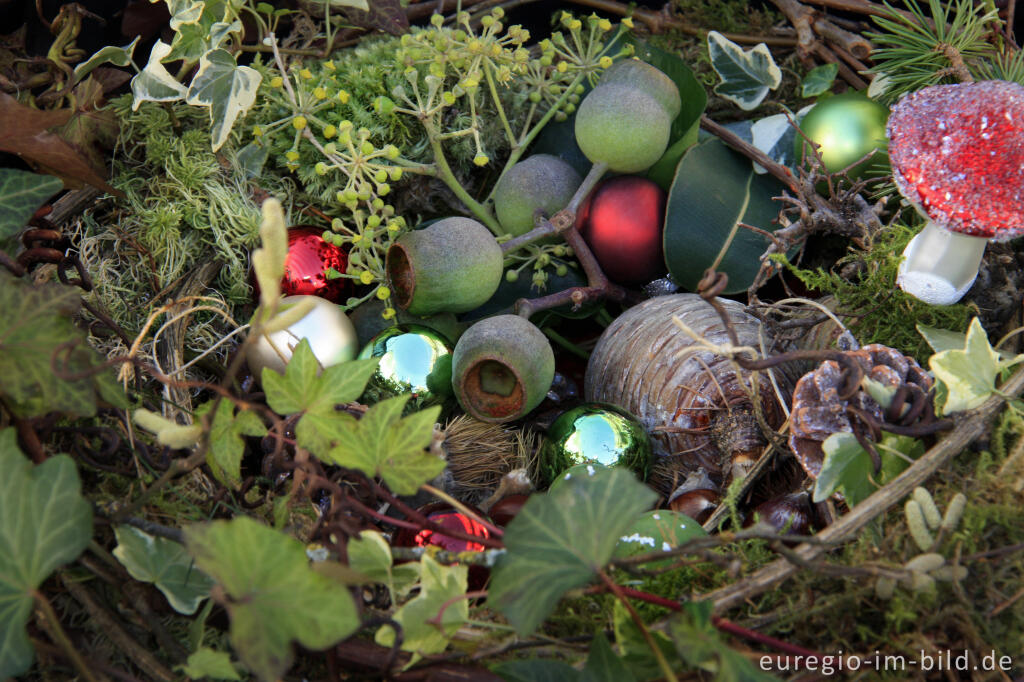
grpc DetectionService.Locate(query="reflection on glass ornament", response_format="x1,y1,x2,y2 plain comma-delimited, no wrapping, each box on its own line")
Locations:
245,295,358,380
281,226,350,301
358,324,454,402
538,403,652,487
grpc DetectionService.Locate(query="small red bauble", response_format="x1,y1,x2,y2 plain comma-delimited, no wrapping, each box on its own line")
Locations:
393,504,491,554
576,176,667,286
281,226,350,302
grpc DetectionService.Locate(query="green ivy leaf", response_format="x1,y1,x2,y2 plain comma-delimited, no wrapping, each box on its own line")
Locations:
0,271,126,418
813,432,923,506
801,63,839,98
262,338,379,417
198,400,267,486
185,49,262,151
131,41,187,108
322,394,444,495
706,31,781,110
929,317,1019,415
612,599,676,680
0,429,93,678
375,554,467,658
493,659,582,682
582,632,637,682
347,530,420,601
0,168,62,249
179,648,241,681
488,468,657,635
185,517,360,682
667,601,778,681
112,526,214,614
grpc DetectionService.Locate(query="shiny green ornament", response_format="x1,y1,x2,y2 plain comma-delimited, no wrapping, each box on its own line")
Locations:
795,92,889,179
538,403,652,487
358,324,453,404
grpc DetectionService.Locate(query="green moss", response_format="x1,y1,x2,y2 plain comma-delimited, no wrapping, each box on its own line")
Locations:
774,222,972,363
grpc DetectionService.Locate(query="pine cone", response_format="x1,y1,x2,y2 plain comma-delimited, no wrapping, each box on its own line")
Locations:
789,344,932,479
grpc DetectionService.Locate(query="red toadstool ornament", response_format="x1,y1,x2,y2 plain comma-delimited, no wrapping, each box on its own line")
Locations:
889,80,1024,305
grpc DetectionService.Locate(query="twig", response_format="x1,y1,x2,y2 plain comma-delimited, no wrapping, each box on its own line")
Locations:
62,576,178,682
701,364,1024,613
34,591,105,682
700,116,798,193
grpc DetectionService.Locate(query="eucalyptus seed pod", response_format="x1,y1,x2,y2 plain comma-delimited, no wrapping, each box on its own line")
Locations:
585,294,798,495
452,315,555,423
386,217,503,315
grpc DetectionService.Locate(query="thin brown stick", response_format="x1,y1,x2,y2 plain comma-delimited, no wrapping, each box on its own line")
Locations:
702,364,1024,613
34,592,105,682
62,576,177,682
700,116,799,193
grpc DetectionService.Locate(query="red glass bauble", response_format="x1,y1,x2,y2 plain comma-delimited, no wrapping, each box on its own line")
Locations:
392,503,492,590
576,176,667,286
393,504,491,554
281,226,350,302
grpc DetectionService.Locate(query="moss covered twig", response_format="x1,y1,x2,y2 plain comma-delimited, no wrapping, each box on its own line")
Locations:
701,363,1024,614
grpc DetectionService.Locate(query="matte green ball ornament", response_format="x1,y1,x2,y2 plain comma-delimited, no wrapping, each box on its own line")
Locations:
358,324,453,402
538,403,652,487
795,92,889,179
386,217,503,316
452,315,555,423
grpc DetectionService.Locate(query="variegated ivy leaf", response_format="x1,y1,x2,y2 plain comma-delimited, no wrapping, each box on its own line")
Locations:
186,49,262,151
131,40,187,109
707,31,781,110
929,317,1024,415
73,37,140,81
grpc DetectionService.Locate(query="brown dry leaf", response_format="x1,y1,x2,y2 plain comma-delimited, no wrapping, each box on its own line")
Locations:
59,76,120,173
0,91,121,196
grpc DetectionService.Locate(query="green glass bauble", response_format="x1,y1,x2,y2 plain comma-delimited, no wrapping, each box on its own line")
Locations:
795,92,889,179
358,324,454,404
538,403,652,487
612,510,708,566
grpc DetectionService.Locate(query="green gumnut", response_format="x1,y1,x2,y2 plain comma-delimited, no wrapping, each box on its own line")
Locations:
386,217,503,316
493,154,582,237
600,59,681,120
575,84,671,173
452,314,554,423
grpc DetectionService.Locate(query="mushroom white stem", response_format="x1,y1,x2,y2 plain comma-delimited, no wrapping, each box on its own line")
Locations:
897,221,988,305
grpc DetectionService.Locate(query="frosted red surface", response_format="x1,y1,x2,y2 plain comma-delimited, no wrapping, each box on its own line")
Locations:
886,80,1024,240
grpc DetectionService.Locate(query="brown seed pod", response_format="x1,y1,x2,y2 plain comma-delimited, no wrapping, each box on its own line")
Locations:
745,492,815,535
585,294,798,495
789,344,933,480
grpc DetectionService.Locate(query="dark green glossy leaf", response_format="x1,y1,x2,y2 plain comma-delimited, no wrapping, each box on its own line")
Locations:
460,264,591,322
664,138,786,294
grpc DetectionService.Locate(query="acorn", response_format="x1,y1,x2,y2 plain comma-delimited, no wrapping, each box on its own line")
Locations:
386,217,503,316
452,315,555,423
